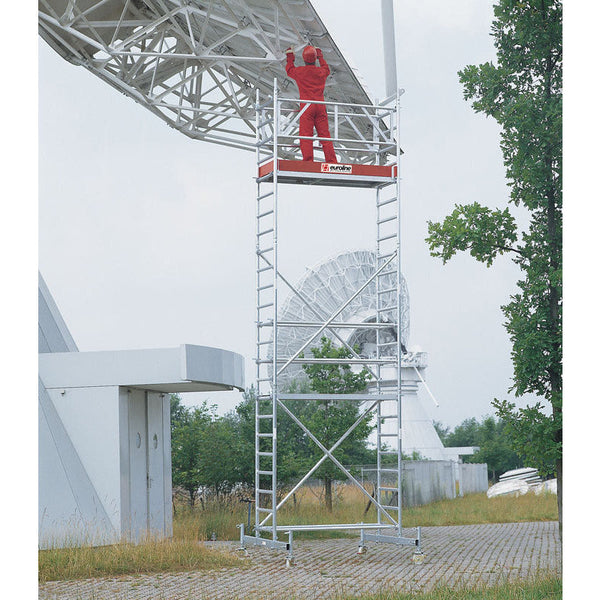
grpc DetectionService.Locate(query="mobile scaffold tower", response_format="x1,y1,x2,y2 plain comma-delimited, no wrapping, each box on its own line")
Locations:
238,80,422,565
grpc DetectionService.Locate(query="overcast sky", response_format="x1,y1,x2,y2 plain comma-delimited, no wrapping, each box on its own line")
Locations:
38,0,545,428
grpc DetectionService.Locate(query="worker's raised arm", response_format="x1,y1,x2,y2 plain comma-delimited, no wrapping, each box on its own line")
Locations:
316,48,330,76
285,47,296,77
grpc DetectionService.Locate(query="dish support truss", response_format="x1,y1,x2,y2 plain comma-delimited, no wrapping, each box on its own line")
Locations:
239,80,422,564
38,0,379,158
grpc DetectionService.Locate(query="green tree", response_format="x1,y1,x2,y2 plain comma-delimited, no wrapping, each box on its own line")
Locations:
170,395,212,506
171,396,248,505
235,385,313,492
196,415,245,498
471,417,523,481
299,337,375,511
441,416,523,481
425,0,562,526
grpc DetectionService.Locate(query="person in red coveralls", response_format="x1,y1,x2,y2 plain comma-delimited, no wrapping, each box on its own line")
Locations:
285,45,338,163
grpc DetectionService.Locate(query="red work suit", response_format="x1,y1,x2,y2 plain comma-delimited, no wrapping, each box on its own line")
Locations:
285,51,338,163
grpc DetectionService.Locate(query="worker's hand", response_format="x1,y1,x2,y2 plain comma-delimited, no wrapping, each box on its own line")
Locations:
316,47,323,57
285,47,294,54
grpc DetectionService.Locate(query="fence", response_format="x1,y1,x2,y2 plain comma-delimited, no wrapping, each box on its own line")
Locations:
356,461,489,508
459,462,489,496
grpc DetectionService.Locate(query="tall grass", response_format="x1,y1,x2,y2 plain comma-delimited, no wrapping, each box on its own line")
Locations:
39,487,558,583
38,536,245,583
173,487,558,541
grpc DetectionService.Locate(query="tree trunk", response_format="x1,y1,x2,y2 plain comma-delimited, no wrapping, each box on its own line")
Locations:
542,1,562,547
324,478,333,511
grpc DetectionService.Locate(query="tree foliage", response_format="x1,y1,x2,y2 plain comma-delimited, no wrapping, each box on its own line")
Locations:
425,0,562,509
170,395,212,506
298,337,375,510
170,395,249,506
437,416,523,481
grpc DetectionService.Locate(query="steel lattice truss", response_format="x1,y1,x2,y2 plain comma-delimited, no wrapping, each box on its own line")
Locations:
39,0,386,154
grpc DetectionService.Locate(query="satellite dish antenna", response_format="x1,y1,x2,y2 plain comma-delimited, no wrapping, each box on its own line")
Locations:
272,249,409,389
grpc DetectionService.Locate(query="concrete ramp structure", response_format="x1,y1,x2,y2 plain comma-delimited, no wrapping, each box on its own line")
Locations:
38,273,244,549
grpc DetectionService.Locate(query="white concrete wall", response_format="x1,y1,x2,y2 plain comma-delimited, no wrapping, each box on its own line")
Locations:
401,460,455,507
460,463,489,495
39,385,122,548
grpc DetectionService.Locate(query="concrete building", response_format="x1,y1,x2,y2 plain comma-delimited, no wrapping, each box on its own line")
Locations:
38,273,244,548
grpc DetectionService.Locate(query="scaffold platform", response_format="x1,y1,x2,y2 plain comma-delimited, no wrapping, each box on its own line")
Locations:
258,159,397,188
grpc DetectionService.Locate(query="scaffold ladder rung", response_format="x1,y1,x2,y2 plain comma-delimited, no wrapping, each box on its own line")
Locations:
258,302,274,309
378,233,397,243
377,268,396,277
377,197,397,208
258,470,274,476
258,228,274,237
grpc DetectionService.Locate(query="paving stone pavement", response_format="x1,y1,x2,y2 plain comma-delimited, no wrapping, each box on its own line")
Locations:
39,522,561,600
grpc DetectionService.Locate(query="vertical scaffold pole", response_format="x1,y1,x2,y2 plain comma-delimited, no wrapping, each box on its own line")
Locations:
254,87,261,540
395,89,403,535
271,79,279,542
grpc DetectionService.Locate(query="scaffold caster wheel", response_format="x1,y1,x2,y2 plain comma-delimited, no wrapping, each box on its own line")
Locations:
357,545,367,555
411,551,425,564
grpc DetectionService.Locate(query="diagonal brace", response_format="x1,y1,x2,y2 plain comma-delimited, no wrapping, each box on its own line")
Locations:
276,251,397,377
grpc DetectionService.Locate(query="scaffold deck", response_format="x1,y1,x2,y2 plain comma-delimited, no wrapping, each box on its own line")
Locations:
258,159,397,188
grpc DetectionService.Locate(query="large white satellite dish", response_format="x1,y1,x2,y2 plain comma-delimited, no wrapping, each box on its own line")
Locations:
274,249,411,388
39,1,383,153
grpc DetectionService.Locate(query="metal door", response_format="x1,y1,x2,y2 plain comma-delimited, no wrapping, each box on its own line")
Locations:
127,389,148,542
126,390,167,542
146,392,166,537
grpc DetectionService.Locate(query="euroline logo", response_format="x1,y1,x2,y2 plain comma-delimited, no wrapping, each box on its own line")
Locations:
321,163,352,174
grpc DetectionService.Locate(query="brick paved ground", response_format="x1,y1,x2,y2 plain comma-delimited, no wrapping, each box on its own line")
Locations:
39,522,561,600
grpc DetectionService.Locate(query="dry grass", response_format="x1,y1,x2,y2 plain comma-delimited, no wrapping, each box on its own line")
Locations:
39,487,558,583
402,491,558,528
173,486,558,541
38,535,245,584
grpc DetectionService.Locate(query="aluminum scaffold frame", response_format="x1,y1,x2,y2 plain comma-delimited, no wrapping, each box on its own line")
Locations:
239,79,421,565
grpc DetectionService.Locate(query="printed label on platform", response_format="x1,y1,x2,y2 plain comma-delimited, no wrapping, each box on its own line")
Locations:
321,163,352,174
